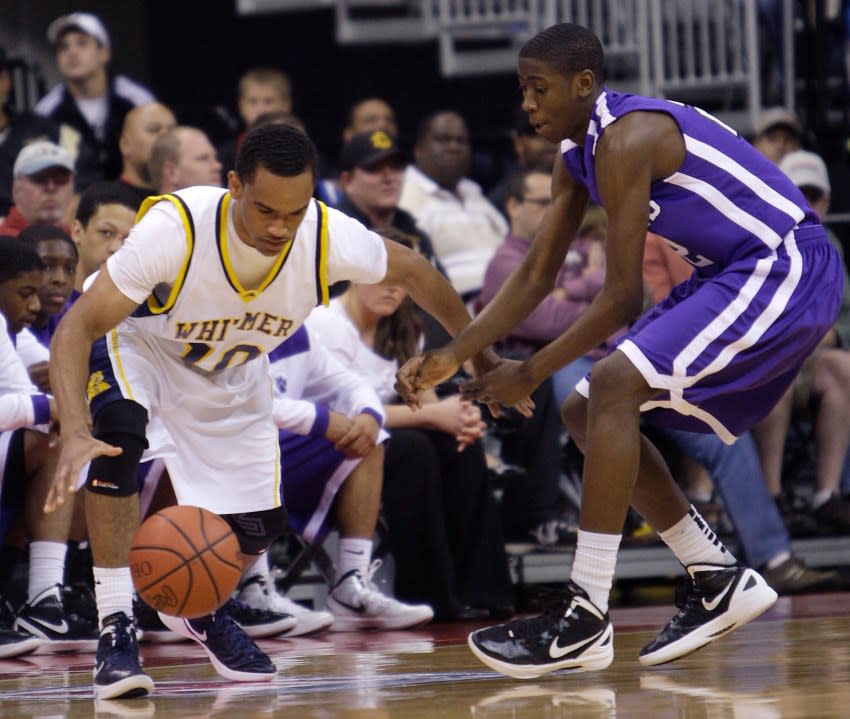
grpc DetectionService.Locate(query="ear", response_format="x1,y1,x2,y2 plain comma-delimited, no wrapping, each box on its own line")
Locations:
576,69,596,99
228,170,243,198
71,219,84,244
505,195,522,222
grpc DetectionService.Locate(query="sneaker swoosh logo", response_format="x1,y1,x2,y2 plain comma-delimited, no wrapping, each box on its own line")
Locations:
33,617,70,634
702,577,735,612
185,622,207,642
549,628,605,659
334,598,367,614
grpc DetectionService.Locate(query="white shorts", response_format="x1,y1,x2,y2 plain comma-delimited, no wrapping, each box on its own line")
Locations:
88,327,281,514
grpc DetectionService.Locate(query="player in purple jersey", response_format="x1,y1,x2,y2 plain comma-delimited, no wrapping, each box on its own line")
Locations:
396,23,844,679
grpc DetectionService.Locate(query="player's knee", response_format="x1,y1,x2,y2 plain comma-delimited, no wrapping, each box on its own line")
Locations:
560,393,587,443
87,400,148,497
222,506,288,556
588,353,651,408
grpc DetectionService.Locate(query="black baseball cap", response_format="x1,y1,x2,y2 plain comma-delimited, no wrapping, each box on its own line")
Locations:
339,130,403,171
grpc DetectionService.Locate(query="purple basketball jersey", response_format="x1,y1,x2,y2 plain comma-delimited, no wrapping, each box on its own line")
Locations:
565,90,843,441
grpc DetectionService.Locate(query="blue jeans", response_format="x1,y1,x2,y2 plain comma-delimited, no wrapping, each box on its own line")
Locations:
661,428,790,568
552,356,595,410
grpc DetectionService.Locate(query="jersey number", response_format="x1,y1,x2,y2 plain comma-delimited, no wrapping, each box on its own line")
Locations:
661,238,714,268
181,342,263,372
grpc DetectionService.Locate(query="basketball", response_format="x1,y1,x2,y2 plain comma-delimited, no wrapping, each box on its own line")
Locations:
129,505,242,618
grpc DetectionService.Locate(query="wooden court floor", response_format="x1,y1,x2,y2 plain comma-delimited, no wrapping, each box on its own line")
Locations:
1,592,849,718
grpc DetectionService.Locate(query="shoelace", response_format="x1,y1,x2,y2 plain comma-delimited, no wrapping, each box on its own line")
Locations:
498,592,575,640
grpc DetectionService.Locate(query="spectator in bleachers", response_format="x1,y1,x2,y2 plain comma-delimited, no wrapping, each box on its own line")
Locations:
751,107,804,165
399,110,507,300
478,169,578,546
70,182,138,294
488,108,558,220
307,230,514,620
35,12,155,191
0,142,75,237
342,97,398,142
148,126,223,194
0,46,64,220
752,149,850,535
116,102,177,207
217,68,292,176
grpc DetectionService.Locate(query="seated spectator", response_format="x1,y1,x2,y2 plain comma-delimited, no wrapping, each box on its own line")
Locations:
478,169,583,545
643,233,837,593
751,107,804,165
0,142,75,237
218,68,292,176
488,107,558,219
116,102,177,207
148,126,223,194
752,150,850,534
399,110,507,299
0,46,63,219
35,12,156,190
0,236,97,654
71,181,139,293
342,98,398,143
237,322,434,633
307,232,514,620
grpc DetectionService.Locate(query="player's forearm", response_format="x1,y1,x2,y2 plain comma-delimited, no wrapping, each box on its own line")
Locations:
403,260,473,339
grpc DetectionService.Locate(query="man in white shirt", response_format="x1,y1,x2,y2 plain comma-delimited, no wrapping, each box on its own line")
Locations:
399,110,507,299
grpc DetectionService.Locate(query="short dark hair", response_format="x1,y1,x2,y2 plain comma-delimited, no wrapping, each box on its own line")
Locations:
520,23,605,82
76,181,140,227
0,235,44,283
414,110,463,145
235,123,317,184
506,170,532,203
18,224,78,261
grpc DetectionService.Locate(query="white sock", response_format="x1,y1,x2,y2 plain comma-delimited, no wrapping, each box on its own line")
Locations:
93,566,134,627
245,552,270,581
811,489,834,510
338,537,372,579
570,530,621,613
28,541,67,602
659,506,736,568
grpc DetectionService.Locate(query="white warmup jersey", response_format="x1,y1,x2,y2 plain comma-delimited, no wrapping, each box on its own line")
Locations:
93,186,387,513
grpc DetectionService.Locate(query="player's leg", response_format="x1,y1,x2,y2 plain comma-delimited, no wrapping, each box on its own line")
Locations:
326,443,434,631
14,428,98,652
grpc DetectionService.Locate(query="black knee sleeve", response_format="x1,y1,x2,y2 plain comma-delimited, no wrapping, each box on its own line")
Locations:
221,506,288,556
86,400,148,497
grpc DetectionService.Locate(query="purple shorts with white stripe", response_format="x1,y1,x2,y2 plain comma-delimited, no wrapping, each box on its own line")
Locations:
583,223,842,443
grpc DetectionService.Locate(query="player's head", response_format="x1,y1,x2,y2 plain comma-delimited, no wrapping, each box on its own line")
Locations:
0,235,44,333
517,23,604,144
228,123,317,258
73,182,138,282
18,224,78,318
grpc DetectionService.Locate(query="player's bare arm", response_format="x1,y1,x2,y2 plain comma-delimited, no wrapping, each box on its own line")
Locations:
45,268,140,511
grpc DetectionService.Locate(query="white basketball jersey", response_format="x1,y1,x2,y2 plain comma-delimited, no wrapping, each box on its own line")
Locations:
120,186,386,376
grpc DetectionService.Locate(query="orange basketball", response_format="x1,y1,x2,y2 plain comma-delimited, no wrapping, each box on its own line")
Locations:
129,505,242,618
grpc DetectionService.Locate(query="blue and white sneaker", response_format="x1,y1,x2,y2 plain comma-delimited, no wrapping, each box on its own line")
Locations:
14,584,98,653
93,612,154,700
158,600,276,682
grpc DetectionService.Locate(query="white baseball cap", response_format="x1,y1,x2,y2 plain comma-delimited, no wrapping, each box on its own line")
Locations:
779,150,831,194
13,141,75,178
47,12,110,47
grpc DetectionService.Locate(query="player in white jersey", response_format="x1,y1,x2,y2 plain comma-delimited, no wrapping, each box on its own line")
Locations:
46,123,481,700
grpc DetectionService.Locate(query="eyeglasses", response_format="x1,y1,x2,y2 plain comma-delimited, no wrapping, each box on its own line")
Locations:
522,196,551,207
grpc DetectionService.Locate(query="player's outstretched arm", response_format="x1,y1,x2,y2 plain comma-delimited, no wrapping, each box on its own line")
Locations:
46,268,139,512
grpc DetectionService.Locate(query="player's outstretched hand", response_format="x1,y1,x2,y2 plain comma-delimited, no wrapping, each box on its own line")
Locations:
395,348,459,409
460,358,537,417
45,432,122,513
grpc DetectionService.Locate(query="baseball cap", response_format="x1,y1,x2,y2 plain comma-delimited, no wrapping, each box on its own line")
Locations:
13,141,75,178
755,107,803,139
47,12,110,47
779,150,830,194
339,130,403,171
